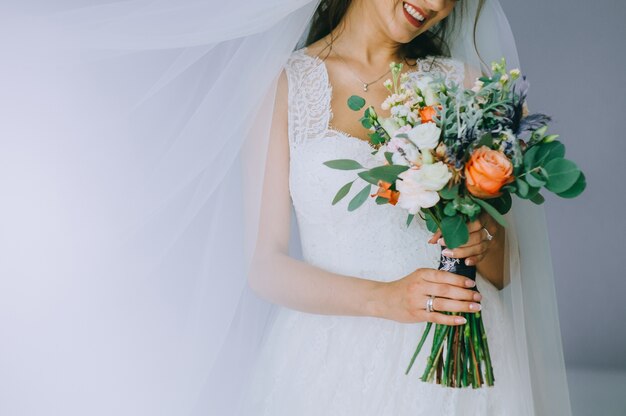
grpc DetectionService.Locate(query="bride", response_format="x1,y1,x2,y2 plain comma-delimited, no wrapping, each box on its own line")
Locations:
0,0,571,415
242,0,525,414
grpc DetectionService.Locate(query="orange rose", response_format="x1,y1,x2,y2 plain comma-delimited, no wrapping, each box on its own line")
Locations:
465,146,514,198
371,180,399,205
418,105,438,124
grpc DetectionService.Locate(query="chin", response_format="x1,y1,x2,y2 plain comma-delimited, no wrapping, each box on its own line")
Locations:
386,1,452,44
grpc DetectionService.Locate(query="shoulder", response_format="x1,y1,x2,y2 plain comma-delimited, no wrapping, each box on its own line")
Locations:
284,47,323,78
283,46,329,101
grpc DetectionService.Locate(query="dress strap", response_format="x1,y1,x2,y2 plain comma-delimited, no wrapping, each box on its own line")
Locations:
283,49,332,150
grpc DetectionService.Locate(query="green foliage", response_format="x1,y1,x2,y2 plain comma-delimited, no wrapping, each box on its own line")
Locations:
489,191,512,215
440,215,469,249
365,164,409,183
556,171,586,198
439,184,459,200
530,192,545,204
347,95,366,111
423,209,439,233
323,159,364,170
406,214,415,228
443,202,457,217
332,180,354,205
348,184,371,211
357,170,380,185
471,197,509,227
453,197,481,219
544,158,581,193
375,196,389,205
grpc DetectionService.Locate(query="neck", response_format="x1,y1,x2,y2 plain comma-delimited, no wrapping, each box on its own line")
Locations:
328,2,403,66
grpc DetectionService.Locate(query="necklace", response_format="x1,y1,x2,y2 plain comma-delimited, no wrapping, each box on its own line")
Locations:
333,50,392,92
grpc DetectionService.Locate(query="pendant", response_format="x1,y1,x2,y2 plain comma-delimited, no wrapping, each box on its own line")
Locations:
363,83,368,92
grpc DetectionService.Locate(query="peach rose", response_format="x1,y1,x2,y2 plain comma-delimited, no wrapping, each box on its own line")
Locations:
465,146,514,198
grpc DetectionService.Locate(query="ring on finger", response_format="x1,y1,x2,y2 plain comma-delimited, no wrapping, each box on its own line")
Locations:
426,295,436,313
482,226,494,241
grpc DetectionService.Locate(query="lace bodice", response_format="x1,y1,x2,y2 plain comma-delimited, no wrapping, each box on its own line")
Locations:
284,48,466,281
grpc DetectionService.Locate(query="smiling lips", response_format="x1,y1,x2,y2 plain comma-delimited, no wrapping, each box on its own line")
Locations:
402,2,428,28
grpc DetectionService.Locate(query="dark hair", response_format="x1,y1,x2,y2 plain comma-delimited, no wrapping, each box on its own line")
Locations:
305,0,484,63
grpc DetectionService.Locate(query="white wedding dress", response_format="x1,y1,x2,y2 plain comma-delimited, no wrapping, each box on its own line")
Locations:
240,48,529,416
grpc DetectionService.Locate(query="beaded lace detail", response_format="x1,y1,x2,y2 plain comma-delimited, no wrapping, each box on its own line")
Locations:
240,48,528,416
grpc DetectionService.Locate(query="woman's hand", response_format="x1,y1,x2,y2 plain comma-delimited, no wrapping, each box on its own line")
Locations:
427,211,500,267
372,268,483,325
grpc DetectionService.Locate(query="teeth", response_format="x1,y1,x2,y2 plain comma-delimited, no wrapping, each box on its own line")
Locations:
404,3,425,22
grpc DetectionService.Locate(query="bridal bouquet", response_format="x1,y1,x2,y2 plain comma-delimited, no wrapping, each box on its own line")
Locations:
323,60,586,388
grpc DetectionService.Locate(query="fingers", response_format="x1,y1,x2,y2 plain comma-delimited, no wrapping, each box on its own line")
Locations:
430,216,498,248
420,294,481,313
428,229,442,244
421,269,476,288
442,240,489,261
422,280,483,303
417,310,468,326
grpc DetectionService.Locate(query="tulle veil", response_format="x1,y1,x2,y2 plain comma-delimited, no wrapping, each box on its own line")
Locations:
0,1,571,415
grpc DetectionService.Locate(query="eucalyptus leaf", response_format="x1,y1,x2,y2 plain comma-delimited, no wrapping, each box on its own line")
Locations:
525,171,546,188
348,184,372,211
440,215,469,249
439,184,459,200
525,185,541,200
534,141,565,167
347,95,366,111
323,159,364,170
530,192,545,204
332,180,355,205
556,171,586,198
384,151,394,165
375,196,389,205
443,202,457,217
516,178,529,198
489,191,512,215
357,170,379,185
544,158,581,193
367,164,409,183
406,214,415,228
471,197,509,227
522,145,540,169
424,210,439,233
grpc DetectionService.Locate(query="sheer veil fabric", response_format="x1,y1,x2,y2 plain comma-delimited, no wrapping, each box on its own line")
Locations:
0,1,570,415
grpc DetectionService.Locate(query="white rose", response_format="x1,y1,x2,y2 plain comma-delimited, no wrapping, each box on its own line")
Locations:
395,162,452,213
415,161,452,191
407,122,441,150
396,169,440,213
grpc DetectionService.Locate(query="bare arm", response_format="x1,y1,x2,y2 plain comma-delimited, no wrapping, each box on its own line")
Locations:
247,70,481,325
246,70,384,317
